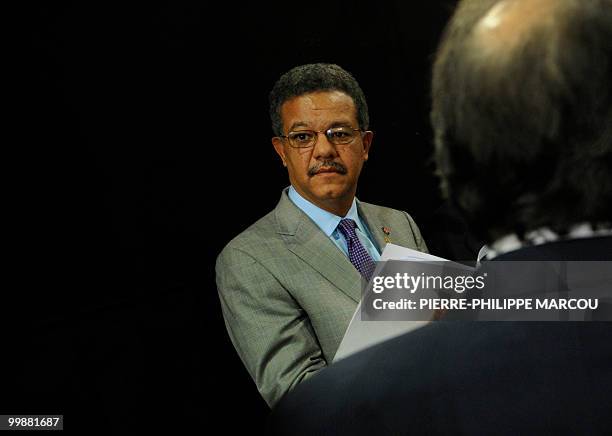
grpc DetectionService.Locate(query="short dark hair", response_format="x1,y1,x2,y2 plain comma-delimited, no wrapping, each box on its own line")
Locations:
431,0,612,241
269,63,369,136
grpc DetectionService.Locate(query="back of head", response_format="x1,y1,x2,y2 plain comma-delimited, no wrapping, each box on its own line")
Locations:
269,63,369,136
432,0,612,242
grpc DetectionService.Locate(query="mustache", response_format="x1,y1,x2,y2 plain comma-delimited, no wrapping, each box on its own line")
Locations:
308,161,348,177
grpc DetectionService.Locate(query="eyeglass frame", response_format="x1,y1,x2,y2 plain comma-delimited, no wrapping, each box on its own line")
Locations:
277,126,370,149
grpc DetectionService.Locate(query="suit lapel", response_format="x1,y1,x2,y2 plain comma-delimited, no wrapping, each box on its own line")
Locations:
357,201,387,253
275,190,362,303
358,200,421,251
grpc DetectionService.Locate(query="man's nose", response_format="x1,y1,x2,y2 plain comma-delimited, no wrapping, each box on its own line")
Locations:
312,132,338,159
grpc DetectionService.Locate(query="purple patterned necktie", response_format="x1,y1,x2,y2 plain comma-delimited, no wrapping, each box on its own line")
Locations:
337,218,376,281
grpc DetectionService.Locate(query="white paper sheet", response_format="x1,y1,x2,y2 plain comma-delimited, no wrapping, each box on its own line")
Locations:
333,244,450,362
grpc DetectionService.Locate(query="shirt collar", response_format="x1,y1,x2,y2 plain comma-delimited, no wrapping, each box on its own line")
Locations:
485,222,612,259
287,186,364,237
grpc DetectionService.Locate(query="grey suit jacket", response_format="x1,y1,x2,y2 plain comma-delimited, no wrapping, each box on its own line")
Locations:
215,189,428,407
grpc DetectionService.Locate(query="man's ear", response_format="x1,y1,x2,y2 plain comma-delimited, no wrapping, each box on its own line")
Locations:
362,130,374,161
272,137,287,167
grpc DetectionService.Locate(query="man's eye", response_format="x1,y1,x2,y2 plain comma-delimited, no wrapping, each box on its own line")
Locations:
332,131,350,138
290,132,314,142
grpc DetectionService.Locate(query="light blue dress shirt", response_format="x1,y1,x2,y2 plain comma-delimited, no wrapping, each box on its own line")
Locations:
288,186,381,261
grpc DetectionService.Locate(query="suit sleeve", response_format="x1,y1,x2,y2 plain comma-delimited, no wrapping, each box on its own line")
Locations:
404,212,429,253
215,246,326,408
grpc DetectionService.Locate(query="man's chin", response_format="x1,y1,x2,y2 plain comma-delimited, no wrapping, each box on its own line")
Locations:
311,186,352,201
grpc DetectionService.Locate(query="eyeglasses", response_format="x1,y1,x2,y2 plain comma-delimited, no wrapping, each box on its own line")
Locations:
279,126,364,148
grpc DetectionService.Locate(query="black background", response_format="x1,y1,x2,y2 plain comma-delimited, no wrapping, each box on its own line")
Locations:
17,1,459,432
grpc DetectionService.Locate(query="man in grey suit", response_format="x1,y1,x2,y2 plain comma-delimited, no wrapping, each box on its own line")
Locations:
216,63,427,407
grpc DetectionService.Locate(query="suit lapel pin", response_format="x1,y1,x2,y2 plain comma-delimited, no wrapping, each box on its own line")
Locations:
382,226,391,243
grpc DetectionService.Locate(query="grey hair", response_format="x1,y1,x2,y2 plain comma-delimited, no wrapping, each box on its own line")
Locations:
269,63,369,136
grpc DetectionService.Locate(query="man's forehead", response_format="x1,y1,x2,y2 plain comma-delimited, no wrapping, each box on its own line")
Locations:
283,90,355,111
281,91,358,128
